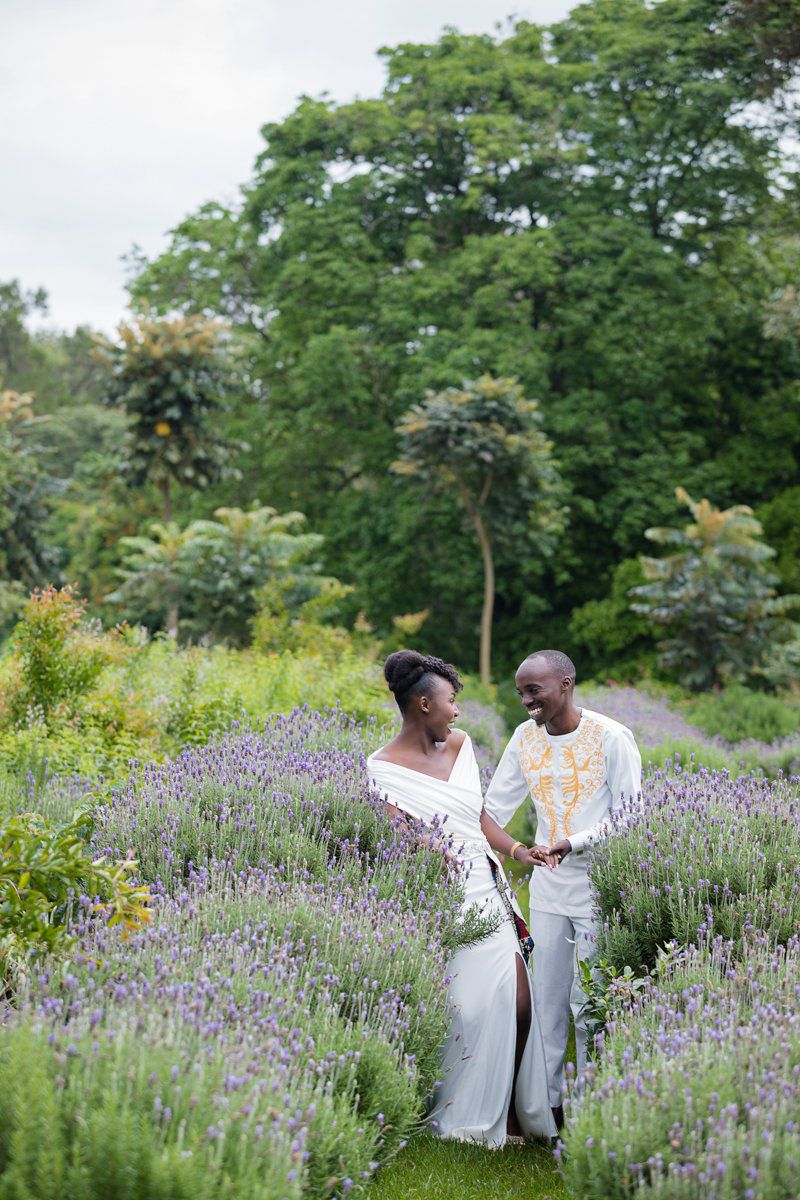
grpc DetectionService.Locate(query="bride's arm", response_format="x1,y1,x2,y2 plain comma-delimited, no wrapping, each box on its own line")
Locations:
480,808,548,868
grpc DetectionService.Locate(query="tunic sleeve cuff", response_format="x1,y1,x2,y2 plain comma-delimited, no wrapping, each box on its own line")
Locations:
569,830,590,853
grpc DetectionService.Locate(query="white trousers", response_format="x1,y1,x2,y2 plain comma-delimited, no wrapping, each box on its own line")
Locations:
529,909,597,1109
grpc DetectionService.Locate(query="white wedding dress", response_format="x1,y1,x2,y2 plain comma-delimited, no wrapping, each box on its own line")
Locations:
367,735,556,1146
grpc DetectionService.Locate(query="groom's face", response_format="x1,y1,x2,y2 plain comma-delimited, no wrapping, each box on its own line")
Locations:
515,658,569,726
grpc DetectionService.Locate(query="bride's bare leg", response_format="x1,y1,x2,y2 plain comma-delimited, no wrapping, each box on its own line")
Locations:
506,952,532,1137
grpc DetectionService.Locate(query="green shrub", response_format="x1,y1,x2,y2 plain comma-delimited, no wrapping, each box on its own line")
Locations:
3,585,131,726
0,634,391,779
683,684,800,743
0,809,150,988
0,1018,310,1200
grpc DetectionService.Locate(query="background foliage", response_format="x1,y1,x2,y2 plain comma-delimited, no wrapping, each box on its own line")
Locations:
4,0,800,685
121,0,800,676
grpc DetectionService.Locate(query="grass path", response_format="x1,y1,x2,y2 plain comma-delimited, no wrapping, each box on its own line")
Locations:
370,1136,565,1200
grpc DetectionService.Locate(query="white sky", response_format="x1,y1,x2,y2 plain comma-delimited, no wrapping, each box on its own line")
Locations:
1,0,573,335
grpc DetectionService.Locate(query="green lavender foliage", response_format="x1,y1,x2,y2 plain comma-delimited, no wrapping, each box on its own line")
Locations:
0,1019,306,1200
560,936,800,1199
590,761,800,974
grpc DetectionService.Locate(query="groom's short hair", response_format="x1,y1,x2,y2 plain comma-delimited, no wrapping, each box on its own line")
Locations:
525,649,576,685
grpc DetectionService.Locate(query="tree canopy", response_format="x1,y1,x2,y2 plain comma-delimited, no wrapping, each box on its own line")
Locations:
93,310,242,522
125,0,800,676
0,0,797,680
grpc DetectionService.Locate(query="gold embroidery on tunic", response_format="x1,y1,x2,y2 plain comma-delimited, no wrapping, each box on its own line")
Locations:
519,718,605,844
559,719,604,838
519,724,558,845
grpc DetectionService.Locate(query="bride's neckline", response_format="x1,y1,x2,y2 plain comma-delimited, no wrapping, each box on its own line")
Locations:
369,733,470,784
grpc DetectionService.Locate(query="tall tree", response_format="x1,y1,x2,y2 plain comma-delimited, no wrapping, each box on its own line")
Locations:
393,375,561,682
93,310,241,522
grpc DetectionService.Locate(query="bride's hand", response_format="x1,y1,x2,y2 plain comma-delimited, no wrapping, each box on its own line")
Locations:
541,838,572,869
513,844,549,869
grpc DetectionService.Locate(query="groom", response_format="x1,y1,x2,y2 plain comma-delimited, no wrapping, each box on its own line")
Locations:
485,649,641,1126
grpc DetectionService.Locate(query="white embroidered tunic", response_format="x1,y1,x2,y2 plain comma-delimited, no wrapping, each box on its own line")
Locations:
485,709,642,917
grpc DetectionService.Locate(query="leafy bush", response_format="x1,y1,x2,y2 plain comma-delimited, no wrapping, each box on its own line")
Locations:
252,576,355,658
560,935,800,1199
3,585,131,727
683,684,800,744
0,807,151,988
107,505,330,643
630,488,799,690
0,585,444,780
591,760,800,975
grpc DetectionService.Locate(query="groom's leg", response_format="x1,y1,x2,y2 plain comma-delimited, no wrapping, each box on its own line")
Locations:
530,909,574,1110
569,913,598,1082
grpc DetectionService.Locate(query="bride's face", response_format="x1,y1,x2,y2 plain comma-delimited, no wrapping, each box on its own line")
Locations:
417,675,460,741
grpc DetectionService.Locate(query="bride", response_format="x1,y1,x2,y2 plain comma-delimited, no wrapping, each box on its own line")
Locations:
367,650,556,1146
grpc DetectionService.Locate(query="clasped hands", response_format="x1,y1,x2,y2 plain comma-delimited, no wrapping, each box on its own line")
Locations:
511,838,572,871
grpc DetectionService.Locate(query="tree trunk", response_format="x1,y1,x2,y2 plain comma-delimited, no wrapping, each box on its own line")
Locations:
455,471,495,686
160,476,172,523
166,603,179,639
473,511,495,686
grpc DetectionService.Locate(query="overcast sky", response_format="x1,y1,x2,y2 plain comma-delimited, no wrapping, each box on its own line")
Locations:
1,0,574,335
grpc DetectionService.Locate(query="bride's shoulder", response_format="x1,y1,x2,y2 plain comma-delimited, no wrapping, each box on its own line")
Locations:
368,737,401,765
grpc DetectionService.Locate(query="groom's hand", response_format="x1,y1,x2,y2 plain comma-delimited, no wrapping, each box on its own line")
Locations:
542,838,572,869
516,844,550,868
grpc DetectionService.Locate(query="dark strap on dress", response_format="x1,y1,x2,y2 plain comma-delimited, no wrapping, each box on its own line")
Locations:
488,857,535,965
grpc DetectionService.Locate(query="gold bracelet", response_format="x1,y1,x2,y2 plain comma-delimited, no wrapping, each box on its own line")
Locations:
508,840,524,861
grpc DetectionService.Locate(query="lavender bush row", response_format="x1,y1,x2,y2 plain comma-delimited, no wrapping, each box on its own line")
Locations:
90,710,476,919
577,685,800,777
590,760,800,975
1,708,487,1199
6,861,448,1198
561,934,800,1199
0,759,95,825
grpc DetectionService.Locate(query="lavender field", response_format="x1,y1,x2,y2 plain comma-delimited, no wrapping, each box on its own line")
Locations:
577,684,800,778
4,686,800,1200
0,710,490,1200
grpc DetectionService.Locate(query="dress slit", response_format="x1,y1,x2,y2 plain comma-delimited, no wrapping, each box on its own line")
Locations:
506,952,533,1136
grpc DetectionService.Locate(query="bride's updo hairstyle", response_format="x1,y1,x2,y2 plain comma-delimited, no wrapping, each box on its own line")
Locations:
383,649,463,712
